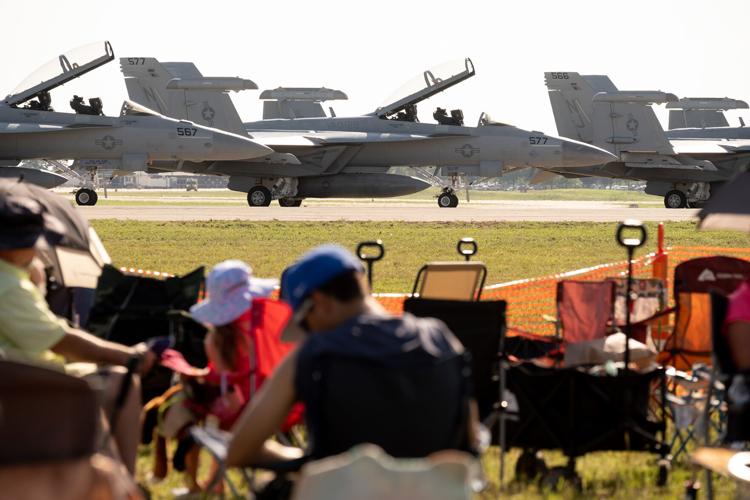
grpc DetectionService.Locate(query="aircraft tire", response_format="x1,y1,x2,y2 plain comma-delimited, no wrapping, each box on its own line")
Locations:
664,190,687,209
449,194,459,207
247,186,272,207
278,198,302,207
75,188,97,206
438,193,454,208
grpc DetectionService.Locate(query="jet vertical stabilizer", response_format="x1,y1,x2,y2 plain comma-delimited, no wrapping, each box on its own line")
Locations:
544,72,616,143
591,91,677,155
120,58,253,136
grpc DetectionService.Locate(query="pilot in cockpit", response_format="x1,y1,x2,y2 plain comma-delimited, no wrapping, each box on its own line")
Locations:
24,91,53,112
433,107,464,126
391,104,419,122
70,95,104,116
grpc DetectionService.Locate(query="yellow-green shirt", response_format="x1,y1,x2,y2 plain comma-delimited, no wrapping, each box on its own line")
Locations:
0,259,67,363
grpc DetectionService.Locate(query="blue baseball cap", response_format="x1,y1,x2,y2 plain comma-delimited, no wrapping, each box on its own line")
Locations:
280,245,364,341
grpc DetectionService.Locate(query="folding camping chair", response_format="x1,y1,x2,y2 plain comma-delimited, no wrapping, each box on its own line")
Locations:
411,262,487,301
403,297,506,483
655,257,750,461
554,280,616,343
87,264,205,401
192,350,476,497
186,298,304,494
0,360,139,499
607,277,668,345
658,256,750,370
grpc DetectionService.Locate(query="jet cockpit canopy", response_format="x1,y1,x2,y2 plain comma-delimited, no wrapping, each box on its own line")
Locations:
5,41,114,108
374,58,474,121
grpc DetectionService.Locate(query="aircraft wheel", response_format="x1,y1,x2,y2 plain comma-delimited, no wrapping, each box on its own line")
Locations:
438,192,454,208
449,194,459,207
75,188,97,206
247,186,272,207
664,190,687,209
278,198,302,207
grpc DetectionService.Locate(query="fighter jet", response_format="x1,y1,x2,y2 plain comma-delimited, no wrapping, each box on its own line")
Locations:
122,57,616,207
545,72,750,208
0,42,273,205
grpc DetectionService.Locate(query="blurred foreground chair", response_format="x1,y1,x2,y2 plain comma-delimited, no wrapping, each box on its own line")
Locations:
0,360,140,500
291,444,474,500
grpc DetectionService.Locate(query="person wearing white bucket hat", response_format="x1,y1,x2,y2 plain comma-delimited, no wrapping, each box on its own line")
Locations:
161,260,278,493
190,260,278,328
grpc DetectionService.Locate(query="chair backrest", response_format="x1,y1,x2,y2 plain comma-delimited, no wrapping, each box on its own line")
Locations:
302,353,472,460
411,262,487,301
710,292,735,377
291,444,473,500
87,264,204,345
660,256,750,370
606,277,667,325
0,360,99,465
403,298,506,420
557,280,616,344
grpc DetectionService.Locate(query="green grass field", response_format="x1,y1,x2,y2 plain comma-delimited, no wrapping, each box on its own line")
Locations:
93,220,746,498
92,220,747,292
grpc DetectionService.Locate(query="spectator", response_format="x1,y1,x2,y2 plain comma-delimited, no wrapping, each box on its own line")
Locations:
0,194,154,474
226,245,479,467
725,278,750,370
157,260,277,492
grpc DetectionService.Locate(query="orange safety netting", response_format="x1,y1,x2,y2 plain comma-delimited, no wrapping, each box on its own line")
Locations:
374,245,750,337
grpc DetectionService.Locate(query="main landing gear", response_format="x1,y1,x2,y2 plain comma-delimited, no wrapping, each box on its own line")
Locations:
437,187,459,208
664,190,687,209
74,188,98,206
247,186,272,207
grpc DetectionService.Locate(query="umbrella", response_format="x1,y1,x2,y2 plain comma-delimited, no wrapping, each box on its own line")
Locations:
0,178,110,321
698,172,750,232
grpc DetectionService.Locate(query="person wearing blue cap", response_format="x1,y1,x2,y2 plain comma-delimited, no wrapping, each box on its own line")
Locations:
226,244,479,470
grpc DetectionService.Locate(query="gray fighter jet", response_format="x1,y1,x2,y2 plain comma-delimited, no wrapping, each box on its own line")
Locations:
0,42,273,205
122,58,616,207
545,72,750,208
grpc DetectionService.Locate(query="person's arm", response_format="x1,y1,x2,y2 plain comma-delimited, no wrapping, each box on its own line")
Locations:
52,327,139,366
226,350,302,467
727,321,750,371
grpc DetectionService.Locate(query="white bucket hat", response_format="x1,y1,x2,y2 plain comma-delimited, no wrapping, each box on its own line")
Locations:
190,260,278,326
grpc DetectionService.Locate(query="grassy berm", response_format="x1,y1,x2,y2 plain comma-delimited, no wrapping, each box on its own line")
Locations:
90,220,747,498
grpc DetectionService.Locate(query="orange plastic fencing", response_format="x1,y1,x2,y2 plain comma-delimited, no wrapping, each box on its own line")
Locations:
374,245,750,337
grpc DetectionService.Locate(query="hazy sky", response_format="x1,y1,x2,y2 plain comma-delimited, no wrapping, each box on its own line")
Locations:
3,0,749,133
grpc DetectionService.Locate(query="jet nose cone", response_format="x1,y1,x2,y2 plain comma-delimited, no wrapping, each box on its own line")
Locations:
560,140,617,167
211,131,274,161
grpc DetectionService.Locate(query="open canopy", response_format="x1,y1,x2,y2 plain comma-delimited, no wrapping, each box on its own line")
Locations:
5,41,114,107
374,58,474,119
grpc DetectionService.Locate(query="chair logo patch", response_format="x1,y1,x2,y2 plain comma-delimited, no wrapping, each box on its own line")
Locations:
697,269,717,282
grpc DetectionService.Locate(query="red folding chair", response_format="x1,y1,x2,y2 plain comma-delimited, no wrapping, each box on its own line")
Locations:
556,280,616,344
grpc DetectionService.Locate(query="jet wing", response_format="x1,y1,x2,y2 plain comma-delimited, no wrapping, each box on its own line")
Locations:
249,130,465,148
0,122,111,133
671,139,750,154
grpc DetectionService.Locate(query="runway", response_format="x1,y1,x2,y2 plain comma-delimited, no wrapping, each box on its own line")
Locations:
78,200,700,222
